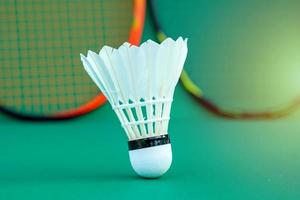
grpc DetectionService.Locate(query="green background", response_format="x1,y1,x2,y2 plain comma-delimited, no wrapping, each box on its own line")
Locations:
1,0,300,199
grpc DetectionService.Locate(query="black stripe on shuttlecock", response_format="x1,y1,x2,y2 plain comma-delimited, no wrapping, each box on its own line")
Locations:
128,135,170,150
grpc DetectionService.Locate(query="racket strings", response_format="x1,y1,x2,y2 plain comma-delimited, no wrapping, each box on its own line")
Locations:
0,0,133,115
148,0,300,119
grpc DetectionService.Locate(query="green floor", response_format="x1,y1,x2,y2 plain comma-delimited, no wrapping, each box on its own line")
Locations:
1,1,300,199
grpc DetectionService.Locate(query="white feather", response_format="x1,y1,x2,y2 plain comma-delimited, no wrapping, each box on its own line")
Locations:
80,37,188,140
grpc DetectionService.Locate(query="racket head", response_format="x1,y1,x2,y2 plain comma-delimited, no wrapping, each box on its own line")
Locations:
150,0,300,111
0,0,146,120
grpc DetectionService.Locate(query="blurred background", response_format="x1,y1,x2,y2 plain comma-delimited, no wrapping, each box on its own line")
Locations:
0,0,300,199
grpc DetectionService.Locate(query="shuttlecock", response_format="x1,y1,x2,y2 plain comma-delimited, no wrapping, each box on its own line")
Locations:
80,37,188,178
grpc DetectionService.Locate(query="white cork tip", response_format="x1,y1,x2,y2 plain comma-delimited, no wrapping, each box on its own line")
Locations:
128,144,172,178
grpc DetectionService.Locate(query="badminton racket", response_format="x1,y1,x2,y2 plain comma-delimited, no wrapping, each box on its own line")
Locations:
0,0,145,120
148,0,300,119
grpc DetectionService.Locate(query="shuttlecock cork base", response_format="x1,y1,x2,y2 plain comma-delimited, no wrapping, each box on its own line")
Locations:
128,135,172,178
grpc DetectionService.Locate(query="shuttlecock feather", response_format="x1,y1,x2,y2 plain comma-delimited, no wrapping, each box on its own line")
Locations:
80,37,188,178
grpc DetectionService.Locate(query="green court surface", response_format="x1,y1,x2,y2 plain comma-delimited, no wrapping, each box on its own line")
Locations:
1,1,300,199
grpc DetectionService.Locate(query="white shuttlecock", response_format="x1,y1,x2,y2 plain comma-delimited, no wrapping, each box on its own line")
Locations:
80,37,188,178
